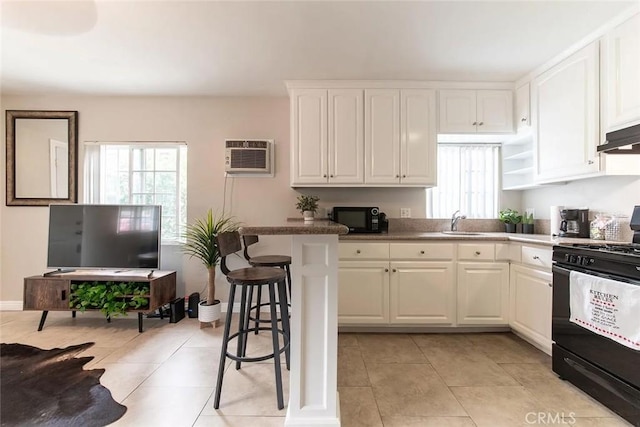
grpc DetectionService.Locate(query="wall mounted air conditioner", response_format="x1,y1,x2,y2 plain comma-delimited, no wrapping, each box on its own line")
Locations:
225,140,273,174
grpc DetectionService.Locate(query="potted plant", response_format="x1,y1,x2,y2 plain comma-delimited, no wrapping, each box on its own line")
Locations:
182,209,238,327
296,194,319,222
499,208,522,233
522,211,535,234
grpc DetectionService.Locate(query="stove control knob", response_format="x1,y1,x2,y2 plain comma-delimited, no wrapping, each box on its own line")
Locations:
564,254,570,261
581,257,593,266
576,256,582,264
569,255,577,263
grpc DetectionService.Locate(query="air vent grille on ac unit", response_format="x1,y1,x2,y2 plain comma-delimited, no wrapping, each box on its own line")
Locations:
225,140,272,174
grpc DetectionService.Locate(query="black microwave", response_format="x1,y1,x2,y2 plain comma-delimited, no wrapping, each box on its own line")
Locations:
332,207,382,233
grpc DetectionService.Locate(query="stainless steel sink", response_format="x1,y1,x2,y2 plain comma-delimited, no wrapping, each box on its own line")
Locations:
440,231,483,235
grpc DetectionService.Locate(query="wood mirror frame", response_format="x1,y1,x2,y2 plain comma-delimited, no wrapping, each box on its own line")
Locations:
5,110,78,206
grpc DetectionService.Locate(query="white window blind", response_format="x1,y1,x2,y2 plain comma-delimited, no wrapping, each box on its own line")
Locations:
427,144,500,219
84,142,187,242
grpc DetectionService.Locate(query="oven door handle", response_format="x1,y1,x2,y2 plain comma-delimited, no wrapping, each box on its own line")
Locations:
553,263,640,285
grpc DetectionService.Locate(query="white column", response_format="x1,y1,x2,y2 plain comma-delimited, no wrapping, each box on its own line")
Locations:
285,234,340,427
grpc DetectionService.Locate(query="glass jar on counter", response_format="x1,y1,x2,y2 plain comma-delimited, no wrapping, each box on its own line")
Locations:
590,214,609,240
605,215,625,241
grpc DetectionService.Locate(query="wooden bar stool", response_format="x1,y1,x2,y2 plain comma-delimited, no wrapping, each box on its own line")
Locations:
242,235,292,334
214,231,290,410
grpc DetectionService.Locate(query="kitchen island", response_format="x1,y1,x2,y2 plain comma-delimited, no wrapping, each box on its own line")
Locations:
238,220,349,427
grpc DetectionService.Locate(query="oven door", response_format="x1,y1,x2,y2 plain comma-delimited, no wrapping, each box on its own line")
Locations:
552,263,640,389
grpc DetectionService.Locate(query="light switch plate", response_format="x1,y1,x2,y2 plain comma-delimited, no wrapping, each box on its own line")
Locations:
400,208,411,218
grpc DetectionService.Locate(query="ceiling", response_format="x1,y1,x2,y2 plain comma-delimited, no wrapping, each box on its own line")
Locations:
1,0,636,97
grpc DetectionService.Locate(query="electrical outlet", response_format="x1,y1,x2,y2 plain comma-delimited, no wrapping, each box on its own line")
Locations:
400,208,411,218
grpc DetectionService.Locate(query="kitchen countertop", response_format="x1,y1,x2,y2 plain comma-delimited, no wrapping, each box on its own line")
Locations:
339,231,625,247
238,219,349,236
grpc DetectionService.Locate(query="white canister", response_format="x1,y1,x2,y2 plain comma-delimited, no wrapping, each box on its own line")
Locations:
550,205,564,237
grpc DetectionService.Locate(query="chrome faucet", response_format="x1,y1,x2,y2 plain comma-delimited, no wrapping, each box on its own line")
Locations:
451,210,467,231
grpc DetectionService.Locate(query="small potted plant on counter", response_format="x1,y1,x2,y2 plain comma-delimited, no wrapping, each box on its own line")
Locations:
522,210,535,234
499,208,522,233
296,194,320,222
182,209,239,328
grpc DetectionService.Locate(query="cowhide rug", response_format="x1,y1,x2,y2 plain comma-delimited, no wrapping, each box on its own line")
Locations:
1,342,126,427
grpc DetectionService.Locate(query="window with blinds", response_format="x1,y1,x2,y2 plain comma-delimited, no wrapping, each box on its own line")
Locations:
427,144,500,219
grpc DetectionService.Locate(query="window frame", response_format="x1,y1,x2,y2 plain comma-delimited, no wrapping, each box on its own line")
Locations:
84,141,187,244
426,143,501,219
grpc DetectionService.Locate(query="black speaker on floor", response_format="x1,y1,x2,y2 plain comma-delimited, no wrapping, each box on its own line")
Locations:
187,292,200,318
169,297,185,323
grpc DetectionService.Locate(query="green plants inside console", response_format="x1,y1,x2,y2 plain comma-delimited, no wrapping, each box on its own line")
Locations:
70,281,150,318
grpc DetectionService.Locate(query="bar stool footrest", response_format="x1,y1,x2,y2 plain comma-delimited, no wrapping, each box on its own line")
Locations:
225,327,289,363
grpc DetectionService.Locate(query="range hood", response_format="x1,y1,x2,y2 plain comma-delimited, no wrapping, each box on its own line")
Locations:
597,123,640,154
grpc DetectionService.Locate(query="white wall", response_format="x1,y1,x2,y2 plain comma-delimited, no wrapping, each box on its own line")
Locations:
0,95,555,305
0,95,444,305
521,175,640,218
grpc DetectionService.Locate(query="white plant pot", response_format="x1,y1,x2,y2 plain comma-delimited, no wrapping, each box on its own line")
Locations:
303,210,315,222
198,300,221,325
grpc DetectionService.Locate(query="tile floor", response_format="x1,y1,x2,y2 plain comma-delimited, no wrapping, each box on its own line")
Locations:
0,310,633,427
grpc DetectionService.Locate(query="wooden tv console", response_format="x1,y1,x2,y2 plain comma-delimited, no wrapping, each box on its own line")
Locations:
23,270,177,332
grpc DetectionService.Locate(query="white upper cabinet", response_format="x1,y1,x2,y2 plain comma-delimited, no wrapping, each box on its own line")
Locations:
515,82,530,130
364,89,400,184
328,89,364,183
290,89,327,185
365,89,437,186
438,90,477,133
290,84,435,187
290,88,363,186
401,90,438,185
532,41,600,183
439,89,513,134
602,11,640,131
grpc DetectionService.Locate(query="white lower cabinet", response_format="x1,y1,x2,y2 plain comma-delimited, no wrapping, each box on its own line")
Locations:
457,262,510,325
509,264,553,354
389,261,455,324
338,261,389,324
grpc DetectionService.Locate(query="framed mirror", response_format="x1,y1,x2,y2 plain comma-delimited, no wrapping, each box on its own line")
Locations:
6,110,78,206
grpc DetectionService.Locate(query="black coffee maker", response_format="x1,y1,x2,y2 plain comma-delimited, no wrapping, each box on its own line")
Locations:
559,208,590,238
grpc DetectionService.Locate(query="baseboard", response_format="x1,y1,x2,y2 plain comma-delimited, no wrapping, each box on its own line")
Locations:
0,301,275,313
0,301,23,311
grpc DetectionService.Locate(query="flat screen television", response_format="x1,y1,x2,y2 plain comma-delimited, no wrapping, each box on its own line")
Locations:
47,204,161,270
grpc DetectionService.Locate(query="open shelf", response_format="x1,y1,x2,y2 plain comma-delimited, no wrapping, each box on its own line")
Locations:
503,150,533,161
502,130,535,190
504,166,534,175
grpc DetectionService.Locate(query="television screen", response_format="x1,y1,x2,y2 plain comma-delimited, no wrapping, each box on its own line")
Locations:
47,204,161,269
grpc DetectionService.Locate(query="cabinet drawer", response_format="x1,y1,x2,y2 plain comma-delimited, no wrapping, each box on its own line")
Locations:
521,245,552,270
457,243,495,261
339,242,389,260
390,243,454,260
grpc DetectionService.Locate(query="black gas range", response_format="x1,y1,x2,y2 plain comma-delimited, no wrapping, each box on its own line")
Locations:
552,243,640,426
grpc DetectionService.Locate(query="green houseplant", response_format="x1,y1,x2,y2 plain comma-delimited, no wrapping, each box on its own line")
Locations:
296,194,319,221
69,281,149,318
499,208,522,233
182,209,238,326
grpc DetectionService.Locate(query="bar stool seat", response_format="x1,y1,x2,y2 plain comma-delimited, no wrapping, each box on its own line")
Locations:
227,266,287,284
248,255,292,267
214,231,290,411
